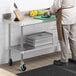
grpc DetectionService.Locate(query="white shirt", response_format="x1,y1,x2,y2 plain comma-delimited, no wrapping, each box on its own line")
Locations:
50,0,76,25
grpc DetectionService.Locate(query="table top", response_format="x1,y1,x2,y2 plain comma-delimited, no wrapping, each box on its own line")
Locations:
3,16,56,27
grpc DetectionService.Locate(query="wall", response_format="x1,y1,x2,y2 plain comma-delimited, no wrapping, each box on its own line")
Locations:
11,0,52,11
0,0,58,64
0,0,11,64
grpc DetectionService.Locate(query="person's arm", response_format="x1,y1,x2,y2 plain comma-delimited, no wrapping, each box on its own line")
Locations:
50,0,62,13
44,0,62,16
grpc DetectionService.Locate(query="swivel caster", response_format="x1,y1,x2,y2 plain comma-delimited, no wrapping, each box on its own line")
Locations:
9,58,13,66
20,64,26,71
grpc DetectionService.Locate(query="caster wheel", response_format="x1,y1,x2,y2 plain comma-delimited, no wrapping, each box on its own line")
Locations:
9,58,13,66
21,64,26,71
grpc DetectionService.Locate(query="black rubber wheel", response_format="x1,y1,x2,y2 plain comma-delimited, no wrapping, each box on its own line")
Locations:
21,64,26,71
9,58,13,66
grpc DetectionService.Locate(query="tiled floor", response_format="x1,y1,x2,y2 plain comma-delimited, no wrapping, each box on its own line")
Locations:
0,52,71,74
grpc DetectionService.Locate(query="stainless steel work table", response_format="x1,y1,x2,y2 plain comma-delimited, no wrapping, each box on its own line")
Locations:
3,16,55,71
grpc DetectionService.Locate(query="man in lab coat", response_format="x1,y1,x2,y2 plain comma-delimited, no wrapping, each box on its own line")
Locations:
45,0,76,65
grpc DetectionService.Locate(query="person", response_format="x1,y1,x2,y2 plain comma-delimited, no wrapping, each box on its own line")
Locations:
45,0,76,65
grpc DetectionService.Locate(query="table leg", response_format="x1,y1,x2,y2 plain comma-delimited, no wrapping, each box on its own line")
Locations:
8,23,13,66
20,26,26,71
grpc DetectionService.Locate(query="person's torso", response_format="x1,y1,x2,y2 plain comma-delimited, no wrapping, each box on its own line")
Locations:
61,0,76,25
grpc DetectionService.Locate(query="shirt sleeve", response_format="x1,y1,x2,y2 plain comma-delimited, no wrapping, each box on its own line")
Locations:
50,0,75,13
50,0,62,13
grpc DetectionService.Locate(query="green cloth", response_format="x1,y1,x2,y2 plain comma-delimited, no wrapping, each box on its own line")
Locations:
34,14,56,21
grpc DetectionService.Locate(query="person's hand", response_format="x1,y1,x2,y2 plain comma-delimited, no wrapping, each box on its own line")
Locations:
42,10,51,18
46,10,51,16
